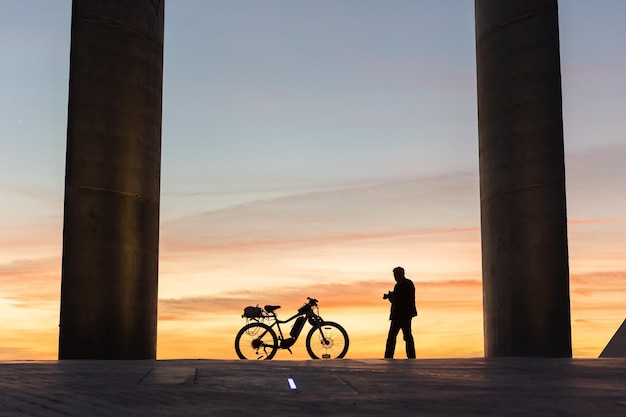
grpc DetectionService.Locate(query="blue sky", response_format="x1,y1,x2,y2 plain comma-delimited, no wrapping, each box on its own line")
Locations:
161,1,478,216
1,1,625,359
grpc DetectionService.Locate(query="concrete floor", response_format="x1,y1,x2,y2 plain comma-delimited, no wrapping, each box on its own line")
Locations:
1,358,625,416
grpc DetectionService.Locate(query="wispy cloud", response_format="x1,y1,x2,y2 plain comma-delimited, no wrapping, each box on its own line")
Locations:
569,217,626,225
0,182,59,204
569,271,626,357
158,278,482,322
0,257,60,307
571,271,626,302
566,143,626,218
159,272,625,322
157,278,485,359
156,270,626,358
161,172,480,250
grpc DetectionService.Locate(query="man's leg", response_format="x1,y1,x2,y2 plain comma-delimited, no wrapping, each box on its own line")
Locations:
401,318,416,358
385,321,401,358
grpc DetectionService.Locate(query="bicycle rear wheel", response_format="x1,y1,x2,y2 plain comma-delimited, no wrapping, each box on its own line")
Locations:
235,322,278,360
305,321,349,359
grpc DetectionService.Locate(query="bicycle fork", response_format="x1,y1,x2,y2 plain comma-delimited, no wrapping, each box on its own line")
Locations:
315,325,333,359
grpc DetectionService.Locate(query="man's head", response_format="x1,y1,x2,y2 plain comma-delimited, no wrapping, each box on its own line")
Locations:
392,266,405,282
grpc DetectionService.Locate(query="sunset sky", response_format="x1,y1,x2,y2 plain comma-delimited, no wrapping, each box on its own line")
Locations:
1,1,625,360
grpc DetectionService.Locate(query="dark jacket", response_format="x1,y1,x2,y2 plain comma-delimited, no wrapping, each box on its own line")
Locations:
389,278,418,320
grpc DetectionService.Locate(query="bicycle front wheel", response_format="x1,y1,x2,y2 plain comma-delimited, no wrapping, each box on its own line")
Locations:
305,321,349,359
235,322,278,360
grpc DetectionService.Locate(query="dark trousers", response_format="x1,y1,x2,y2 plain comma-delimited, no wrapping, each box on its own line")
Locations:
384,317,415,358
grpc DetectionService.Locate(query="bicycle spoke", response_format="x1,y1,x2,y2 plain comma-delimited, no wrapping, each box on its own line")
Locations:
235,323,278,360
306,322,349,359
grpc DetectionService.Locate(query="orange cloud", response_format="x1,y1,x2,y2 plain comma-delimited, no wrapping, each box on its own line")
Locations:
161,226,480,256
570,271,626,357
156,271,625,359
157,278,485,359
569,217,626,225
0,257,60,307
158,278,483,320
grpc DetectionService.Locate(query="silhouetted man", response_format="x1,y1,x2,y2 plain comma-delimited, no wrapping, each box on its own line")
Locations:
384,266,417,358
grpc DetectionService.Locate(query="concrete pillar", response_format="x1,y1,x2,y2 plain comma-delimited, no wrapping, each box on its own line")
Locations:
59,0,164,359
475,0,572,357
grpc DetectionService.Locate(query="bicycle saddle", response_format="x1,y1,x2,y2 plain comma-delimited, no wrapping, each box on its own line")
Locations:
264,305,281,313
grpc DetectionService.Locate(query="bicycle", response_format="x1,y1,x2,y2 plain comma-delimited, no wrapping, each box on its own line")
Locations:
234,297,349,360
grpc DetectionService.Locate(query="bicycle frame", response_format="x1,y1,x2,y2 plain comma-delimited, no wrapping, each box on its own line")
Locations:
247,300,323,351
261,312,311,348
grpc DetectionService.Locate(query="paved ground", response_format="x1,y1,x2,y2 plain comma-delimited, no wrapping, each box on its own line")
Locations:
1,358,625,416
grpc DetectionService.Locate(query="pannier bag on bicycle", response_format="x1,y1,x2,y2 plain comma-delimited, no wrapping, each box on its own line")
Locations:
242,305,262,318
